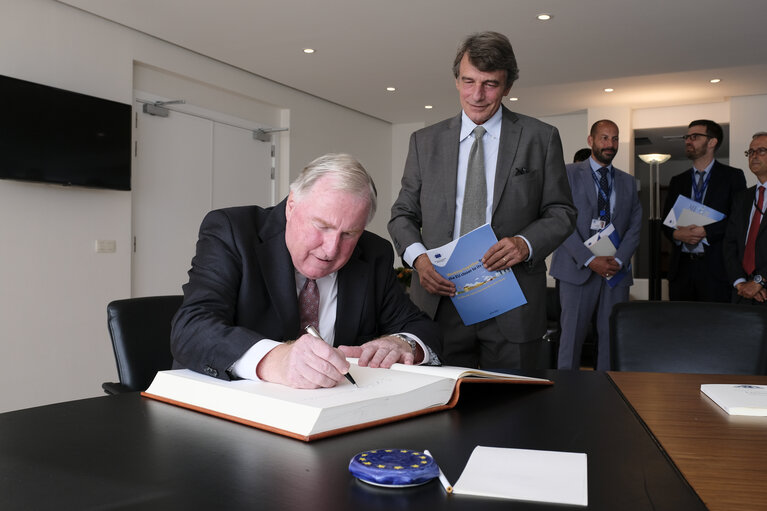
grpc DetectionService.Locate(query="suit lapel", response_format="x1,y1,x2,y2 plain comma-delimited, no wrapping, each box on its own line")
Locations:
334,246,368,345
680,169,694,199
256,202,301,338
580,162,598,214
439,115,461,230
703,163,723,206
737,186,757,245
493,107,521,213
610,168,626,227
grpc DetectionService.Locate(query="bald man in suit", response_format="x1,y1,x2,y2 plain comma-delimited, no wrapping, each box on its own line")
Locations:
550,120,642,370
388,31,575,369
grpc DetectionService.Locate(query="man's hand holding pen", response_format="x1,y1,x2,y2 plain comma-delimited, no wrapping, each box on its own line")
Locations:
256,329,420,389
256,334,351,389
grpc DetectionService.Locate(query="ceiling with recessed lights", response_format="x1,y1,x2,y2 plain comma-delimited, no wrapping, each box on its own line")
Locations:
56,0,767,125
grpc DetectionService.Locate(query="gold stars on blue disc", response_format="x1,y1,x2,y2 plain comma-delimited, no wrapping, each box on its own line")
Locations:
349,449,439,487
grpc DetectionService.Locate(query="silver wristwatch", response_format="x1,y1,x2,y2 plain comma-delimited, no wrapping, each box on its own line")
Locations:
391,333,418,356
754,275,765,287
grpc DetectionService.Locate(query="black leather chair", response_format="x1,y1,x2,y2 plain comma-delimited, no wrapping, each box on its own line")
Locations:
610,301,767,374
102,295,183,394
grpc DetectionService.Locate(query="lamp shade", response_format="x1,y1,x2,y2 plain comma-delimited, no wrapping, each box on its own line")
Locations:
638,153,671,164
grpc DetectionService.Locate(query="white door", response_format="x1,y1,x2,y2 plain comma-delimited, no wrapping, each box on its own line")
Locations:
132,96,275,297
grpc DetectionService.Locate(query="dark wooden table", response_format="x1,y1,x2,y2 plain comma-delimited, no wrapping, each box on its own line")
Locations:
609,371,767,511
0,370,706,510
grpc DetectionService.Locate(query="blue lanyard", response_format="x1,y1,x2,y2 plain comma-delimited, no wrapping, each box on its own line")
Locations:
692,170,712,203
591,168,613,217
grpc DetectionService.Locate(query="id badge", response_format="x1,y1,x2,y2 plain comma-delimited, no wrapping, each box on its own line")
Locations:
591,219,606,231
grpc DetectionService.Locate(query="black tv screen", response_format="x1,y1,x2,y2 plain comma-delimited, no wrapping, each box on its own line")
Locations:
0,74,131,191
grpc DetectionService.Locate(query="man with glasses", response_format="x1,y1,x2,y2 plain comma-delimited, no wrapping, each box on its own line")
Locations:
662,119,746,302
723,132,767,304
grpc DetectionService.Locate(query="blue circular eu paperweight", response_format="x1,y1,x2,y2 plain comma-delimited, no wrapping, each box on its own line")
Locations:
349,449,439,487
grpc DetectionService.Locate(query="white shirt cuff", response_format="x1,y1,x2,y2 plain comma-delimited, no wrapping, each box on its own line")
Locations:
230,339,281,381
403,243,428,268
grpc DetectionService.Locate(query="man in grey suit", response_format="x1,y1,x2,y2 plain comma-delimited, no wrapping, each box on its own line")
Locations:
388,31,576,369
550,120,642,370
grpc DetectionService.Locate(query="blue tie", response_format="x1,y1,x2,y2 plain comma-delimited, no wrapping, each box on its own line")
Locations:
597,167,610,225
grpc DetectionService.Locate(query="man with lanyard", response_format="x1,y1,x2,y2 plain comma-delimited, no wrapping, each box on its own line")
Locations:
724,132,767,304
662,119,746,302
550,120,642,370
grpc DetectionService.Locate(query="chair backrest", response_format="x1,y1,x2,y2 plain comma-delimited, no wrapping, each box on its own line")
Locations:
610,301,767,374
106,295,183,392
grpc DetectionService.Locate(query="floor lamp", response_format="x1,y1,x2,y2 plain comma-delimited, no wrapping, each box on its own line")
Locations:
638,153,671,300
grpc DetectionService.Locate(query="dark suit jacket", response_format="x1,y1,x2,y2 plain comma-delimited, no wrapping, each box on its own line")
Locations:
723,185,767,287
662,160,746,283
388,106,576,343
171,200,442,380
549,161,642,287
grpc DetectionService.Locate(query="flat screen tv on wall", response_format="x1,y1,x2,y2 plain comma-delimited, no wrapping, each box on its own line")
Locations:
0,73,131,191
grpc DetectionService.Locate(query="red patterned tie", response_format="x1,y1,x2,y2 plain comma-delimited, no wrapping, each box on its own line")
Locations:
298,278,319,331
743,187,765,276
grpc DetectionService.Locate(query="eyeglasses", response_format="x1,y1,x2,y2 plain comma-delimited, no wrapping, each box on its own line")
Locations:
682,133,711,141
745,147,767,157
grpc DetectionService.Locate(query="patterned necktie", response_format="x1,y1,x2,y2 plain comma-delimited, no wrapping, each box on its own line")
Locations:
460,126,487,236
743,187,765,276
696,170,705,190
298,278,319,331
597,167,610,225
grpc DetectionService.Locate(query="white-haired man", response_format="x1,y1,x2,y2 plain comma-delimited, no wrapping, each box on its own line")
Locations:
172,153,441,388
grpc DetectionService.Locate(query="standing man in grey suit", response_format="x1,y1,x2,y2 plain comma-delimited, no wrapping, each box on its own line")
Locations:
550,120,642,370
388,31,576,369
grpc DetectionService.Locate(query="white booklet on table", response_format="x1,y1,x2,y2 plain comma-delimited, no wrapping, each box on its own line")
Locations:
700,384,767,416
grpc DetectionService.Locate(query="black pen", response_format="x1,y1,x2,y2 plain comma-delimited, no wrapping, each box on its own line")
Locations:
304,325,358,387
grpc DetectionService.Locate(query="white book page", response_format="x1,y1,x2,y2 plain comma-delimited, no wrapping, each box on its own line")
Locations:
378,361,548,383
452,446,588,506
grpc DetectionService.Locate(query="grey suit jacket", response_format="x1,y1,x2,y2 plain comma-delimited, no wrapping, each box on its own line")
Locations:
171,201,442,380
388,106,576,343
549,160,643,286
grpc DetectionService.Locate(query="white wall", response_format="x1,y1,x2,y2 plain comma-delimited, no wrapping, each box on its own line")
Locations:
0,0,391,412
539,112,588,166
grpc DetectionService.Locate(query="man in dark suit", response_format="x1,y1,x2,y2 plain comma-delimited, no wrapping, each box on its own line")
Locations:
724,132,767,304
662,119,746,302
388,31,576,369
550,120,642,370
171,153,441,389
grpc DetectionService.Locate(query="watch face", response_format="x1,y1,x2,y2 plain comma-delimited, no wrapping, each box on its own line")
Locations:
755,275,763,284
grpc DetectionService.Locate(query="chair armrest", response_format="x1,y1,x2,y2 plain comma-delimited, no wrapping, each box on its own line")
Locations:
101,382,133,395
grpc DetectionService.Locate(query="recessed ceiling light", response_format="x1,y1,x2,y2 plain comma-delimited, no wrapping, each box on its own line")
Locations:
509,97,519,102
425,105,433,109
303,48,315,54
537,13,552,21
604,88,614,93
386,87,396,92
710,78,721,84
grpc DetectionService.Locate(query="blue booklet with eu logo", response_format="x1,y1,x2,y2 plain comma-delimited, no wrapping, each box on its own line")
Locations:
426,224,527,326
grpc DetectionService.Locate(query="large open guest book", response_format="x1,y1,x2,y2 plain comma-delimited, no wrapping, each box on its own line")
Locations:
143,362,551,441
